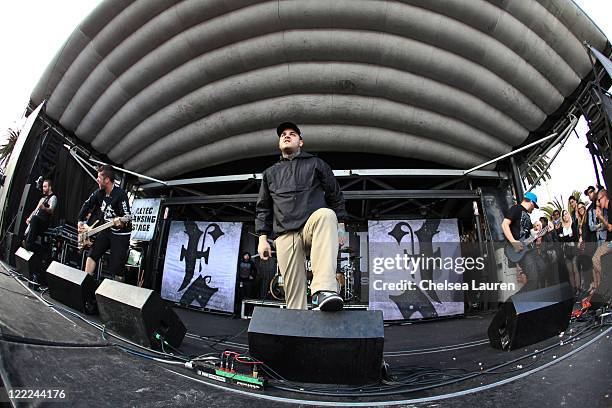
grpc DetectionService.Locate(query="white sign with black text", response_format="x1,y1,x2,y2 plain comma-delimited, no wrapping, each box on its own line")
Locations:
130,198,161,241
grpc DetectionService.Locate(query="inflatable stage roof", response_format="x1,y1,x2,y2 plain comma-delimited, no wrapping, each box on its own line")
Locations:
30,0,611,179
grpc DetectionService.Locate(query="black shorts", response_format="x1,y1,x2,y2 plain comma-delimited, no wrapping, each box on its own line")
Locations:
88,230,130,277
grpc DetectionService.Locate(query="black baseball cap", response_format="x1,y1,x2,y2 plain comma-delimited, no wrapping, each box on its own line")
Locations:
276,122,302,138
584,186,596,195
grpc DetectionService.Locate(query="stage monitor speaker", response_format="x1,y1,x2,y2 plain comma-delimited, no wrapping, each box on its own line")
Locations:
15,247,41,281
46,261,97,314
95,279,186,349
248,308,384,384
591,252,612,307
488,282,574,350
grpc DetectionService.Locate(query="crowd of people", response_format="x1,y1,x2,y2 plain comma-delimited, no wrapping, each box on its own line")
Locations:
504,185,610,297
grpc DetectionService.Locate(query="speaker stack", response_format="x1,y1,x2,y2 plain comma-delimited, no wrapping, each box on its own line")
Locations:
248,308,384,384
488,283,574,350
604,161,612,190
3,232,20,266
13,184,36,241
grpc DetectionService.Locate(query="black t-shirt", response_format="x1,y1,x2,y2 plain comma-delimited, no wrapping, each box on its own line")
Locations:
78,186,132,235
504,204,532,241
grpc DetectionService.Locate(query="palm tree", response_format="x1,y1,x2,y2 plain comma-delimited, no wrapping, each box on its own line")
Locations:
570,190,585,205
0,128,19,167
541,191,585,219
540,196,564,219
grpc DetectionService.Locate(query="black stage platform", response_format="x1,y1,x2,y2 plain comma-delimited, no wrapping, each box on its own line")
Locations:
0,263,610,407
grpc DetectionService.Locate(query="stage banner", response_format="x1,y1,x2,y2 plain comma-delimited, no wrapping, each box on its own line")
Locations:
161,221,242,313
368,219,465,321
130,198,161,241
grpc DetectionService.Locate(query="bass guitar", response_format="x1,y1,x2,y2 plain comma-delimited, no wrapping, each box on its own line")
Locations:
78,216,131,250
504,225,552,263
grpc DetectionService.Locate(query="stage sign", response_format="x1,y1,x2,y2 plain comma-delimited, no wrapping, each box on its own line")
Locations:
368,219,465,321
161,221,242,313
130,198,161,241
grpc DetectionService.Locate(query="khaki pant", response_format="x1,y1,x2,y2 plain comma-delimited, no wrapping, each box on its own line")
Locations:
275,208,339,310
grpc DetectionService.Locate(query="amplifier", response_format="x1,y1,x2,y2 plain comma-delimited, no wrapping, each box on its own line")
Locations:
60,243,82,270
96,251,113,280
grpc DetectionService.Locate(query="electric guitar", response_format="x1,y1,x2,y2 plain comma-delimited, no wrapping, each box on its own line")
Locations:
504,225,553,263
78,216,131,250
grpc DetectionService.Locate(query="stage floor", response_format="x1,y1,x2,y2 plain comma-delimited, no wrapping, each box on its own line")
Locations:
0,264,610,407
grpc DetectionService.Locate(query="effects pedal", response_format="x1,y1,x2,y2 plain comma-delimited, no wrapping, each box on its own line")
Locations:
189,360,266,391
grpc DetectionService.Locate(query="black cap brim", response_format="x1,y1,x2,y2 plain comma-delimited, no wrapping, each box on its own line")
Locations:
277,122,301,137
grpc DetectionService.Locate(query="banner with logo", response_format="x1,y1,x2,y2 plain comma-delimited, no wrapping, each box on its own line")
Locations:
368,219,465,321
161,221,242,313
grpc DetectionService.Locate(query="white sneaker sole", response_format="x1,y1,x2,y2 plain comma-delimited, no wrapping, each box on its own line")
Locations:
314,295,344,312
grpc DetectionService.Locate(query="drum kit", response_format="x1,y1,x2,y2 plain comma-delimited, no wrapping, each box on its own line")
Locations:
269,247,359,302
336,247,358,301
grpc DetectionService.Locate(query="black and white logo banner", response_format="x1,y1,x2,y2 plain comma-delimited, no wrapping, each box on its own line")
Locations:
368,219,464,321
161,221,242,313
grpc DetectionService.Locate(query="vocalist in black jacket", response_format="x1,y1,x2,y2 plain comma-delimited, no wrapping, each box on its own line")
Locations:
256,122,347,311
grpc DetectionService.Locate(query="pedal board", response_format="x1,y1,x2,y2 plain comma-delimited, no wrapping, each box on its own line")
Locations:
191,362,265,391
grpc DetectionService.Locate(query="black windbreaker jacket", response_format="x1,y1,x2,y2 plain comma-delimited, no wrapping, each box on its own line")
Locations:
255,151,347,236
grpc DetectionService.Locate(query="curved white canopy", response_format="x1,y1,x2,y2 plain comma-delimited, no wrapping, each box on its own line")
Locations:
31,0,610,179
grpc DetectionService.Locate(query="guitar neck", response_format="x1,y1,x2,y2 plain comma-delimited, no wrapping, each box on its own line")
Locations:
87,220,116,236
85,216,129,237
523,229,548,245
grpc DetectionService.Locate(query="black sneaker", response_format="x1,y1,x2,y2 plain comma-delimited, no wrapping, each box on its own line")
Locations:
312,291,343,312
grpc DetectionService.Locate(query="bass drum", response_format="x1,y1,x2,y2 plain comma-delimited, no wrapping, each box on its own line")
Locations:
268,263,314,301
269,270,285,301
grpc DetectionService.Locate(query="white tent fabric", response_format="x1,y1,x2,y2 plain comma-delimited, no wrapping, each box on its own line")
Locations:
30,0,610,179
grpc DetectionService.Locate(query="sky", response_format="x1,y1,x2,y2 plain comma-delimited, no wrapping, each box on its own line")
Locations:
0,0,610,211
0,1,103,133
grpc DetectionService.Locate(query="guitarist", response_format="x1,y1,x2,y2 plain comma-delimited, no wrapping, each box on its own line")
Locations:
24,179,57,251
77,165,132,280
501,192,546,292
